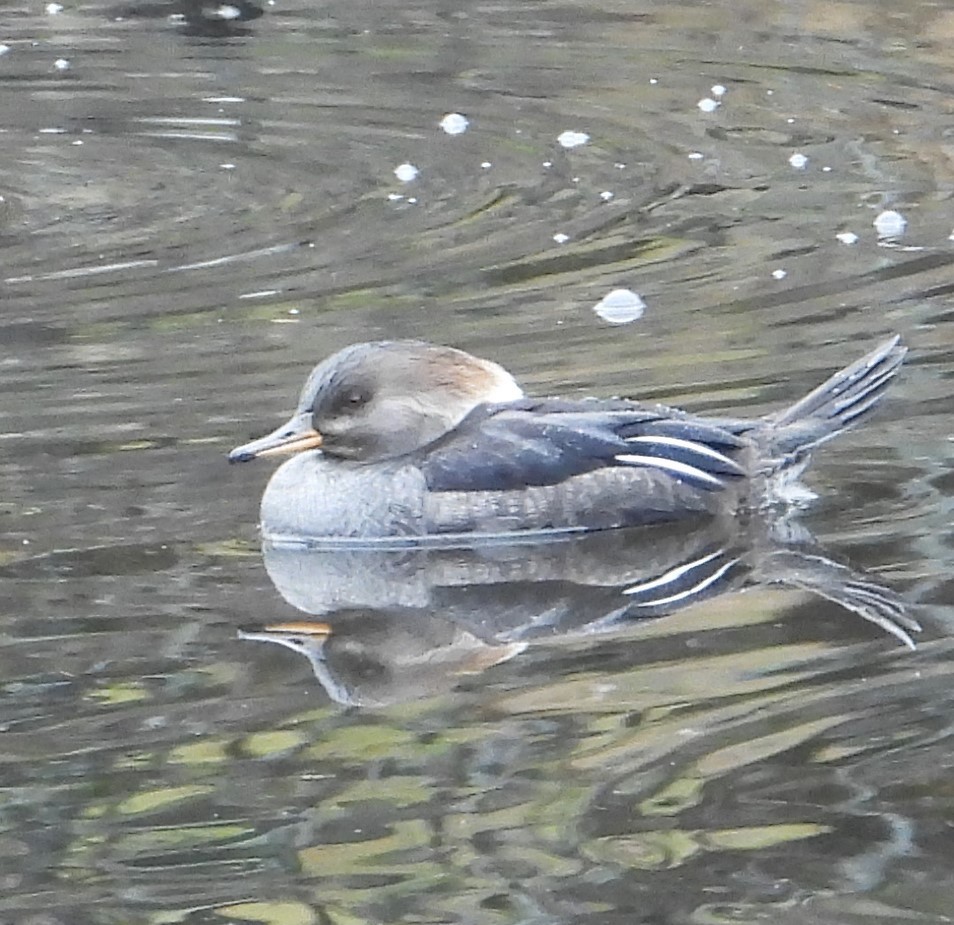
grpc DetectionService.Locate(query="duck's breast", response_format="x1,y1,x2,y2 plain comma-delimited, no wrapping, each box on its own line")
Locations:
260,452,428,540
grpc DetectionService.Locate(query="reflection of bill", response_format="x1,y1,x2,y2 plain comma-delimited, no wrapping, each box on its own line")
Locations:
239,517,919,707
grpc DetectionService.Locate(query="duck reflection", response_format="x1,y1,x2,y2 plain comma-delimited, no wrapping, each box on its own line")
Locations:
106,0,264,34
239,517,919,707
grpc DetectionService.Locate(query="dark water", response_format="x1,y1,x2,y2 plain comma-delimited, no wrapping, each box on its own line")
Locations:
2,0,954,921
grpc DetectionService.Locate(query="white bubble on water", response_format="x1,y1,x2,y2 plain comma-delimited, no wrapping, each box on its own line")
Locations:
439,112,469,135
873,209,906,238
593,288,646,324
558,130,589,148
394,163,419,182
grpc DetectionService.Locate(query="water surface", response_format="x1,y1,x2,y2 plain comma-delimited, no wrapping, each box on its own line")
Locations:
2,0,953,922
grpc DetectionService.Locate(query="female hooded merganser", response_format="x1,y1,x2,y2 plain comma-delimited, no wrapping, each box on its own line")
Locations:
229,336,906,543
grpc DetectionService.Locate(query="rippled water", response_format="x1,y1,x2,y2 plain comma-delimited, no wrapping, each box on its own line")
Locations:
2,0,954,922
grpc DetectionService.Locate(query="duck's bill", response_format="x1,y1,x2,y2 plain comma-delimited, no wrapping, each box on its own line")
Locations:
238,620,333,642
228,413,323,463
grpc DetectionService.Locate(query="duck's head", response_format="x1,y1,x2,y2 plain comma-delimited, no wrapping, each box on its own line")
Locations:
228,340,524,464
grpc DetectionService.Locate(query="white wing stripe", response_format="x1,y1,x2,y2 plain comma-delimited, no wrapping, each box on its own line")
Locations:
625,434,740,469
615,453,725,489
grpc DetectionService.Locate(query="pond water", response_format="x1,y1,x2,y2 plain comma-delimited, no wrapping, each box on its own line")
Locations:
2,0,954,922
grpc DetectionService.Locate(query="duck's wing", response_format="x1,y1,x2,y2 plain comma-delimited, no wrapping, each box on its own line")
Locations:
420,399,751,494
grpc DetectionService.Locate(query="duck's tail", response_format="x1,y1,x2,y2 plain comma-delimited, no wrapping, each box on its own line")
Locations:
756,335,907,469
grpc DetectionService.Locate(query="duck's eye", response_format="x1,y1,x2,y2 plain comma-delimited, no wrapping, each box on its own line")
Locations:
332,388,371,414
318,385,373,419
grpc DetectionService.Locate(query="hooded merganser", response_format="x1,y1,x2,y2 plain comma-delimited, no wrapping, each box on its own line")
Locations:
228,336,906,543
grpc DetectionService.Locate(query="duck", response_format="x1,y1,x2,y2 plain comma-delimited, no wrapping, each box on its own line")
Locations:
228,336,906,543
